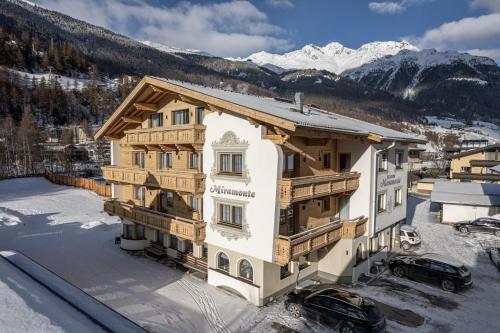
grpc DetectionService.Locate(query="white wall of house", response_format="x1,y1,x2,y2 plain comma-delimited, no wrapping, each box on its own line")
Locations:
203,112,280,263
442,204,499,223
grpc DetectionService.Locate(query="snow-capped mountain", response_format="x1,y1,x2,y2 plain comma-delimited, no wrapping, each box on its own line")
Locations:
344,48,498,99
140,41,212,57
231,41,419,74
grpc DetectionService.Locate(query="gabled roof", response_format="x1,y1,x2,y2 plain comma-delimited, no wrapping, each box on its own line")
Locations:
449,143,500,159
95,76,424,143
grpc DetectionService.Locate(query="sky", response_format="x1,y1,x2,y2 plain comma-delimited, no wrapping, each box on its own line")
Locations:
30,0,500,61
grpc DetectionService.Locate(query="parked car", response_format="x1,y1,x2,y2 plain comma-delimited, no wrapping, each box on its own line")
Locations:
285,286,386,333
487,247,500,271
454,217,500,237
389,253,472,292
400,225,421,250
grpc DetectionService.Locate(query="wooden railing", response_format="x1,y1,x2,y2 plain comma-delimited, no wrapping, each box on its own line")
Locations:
102,165,205,194
104,200,206,245
179,252,208,272
124,124,205,147
45,171,111,197
279,172,360,208
274,216,367,265
452,172,500,182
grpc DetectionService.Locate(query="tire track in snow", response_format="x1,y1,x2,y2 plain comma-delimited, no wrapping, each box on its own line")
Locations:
178,278,231,333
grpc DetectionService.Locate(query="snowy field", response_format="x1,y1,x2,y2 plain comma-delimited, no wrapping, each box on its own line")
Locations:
1,178,499,333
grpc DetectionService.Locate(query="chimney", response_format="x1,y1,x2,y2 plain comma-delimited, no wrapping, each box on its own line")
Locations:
294,92,304,113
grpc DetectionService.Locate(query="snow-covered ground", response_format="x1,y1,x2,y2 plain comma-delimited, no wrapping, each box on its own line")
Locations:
1,178,499,332
423,116,500,142
348,196,500,333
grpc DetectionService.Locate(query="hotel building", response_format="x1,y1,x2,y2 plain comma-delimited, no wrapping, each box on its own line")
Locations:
96,76,422,306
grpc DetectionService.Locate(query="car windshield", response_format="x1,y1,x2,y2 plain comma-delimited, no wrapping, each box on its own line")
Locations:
407,232,417,237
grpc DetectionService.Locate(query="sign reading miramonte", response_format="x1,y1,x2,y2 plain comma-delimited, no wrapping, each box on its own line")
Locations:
380,174,401,187
210,185,256,198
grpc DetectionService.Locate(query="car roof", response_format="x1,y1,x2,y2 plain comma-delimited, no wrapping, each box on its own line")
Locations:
400,225,417,231
313,288,364,307
418,253,464,267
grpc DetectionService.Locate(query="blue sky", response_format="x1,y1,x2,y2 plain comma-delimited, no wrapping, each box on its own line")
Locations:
32,0,500,61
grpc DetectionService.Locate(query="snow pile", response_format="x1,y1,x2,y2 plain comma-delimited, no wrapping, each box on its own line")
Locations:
230,41,418,74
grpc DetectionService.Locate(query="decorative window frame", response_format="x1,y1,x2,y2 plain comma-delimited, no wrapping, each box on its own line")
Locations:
210,197,251,240
211,131,250,184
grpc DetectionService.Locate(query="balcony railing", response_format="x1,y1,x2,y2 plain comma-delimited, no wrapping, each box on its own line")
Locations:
274,216,367,265
104,200,206,245
124,124,205,147
102,165,205,194
279,172,360,208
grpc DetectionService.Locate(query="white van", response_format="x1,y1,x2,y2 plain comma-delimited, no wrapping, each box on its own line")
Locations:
400,225,421,251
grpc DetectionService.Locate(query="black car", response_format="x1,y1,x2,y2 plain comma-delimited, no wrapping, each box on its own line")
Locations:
389,253,472,292
454,218,500,237
285,286,386,333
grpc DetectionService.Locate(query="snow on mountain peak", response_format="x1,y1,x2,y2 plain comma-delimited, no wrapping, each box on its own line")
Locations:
232,40,419,74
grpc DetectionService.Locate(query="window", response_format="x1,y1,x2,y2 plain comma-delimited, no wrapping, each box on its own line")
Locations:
239,259,253,281
166,152,173,168
196,107,204,124
158,152,165,170
133,186,145,200
217,252,230,272
460,166,471,173
377,192,386,213
190,196,199,211
185,240,193,253
172,109,189,125
395,150,404,169
190,153,199,169
323,152,332,169
379,153,388,171
321,197,330,212
282,153,296,177
166,191,174,207
149,112,163,128
132,151,145,168
218,152,243,175
218,203,243,228
170,235,178,250
136,225,145,239
395,189,402,206
339,153,351,172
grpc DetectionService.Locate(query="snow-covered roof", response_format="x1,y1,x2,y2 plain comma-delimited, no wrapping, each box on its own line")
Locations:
431,181,500,206
158,78,421,142
450,143,500,159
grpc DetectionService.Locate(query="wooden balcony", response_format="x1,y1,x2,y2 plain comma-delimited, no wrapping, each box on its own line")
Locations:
102,165,205,194
124,124,205,149
274,216,367,265
452,172,500,182
104,200,206,245
279,172,360,208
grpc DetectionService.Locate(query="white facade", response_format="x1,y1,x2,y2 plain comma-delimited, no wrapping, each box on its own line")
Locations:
442,204,500,223
203,112,281,263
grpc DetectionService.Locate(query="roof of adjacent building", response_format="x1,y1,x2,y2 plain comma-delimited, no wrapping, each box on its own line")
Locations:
449,143,500,159
490,165,500,174
160,78,421,142
418,178,447,184
95,76,424,143
431,181,500,206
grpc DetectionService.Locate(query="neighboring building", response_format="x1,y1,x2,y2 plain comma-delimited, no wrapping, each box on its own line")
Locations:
95,76,423,306
449,143,500,183
408,144,425,172
459,138,489,152
431,181,500,223
416,178,447,193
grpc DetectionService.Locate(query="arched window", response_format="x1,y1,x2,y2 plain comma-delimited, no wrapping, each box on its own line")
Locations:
239,259,253,282
217,252,230,272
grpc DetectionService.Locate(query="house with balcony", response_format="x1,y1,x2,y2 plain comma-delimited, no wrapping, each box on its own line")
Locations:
449,143,500,183
95,76,423,306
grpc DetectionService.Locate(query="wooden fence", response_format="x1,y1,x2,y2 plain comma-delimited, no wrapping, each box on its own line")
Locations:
44,172,112,197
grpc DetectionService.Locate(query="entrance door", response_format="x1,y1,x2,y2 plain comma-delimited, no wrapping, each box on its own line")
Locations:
339,196,349,220
157,230,164,245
